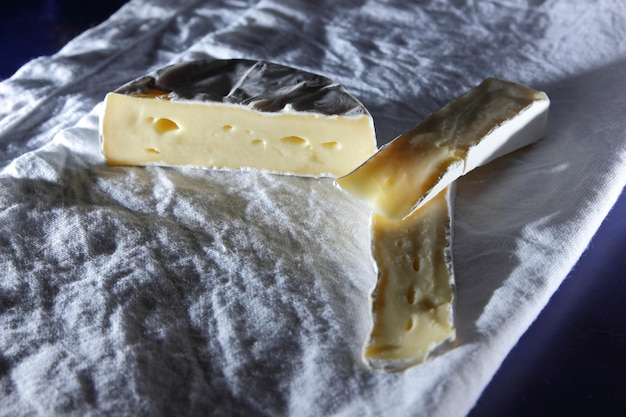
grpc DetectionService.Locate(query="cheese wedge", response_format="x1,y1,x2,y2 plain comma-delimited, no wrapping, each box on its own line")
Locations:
364,185,456,371
336,78,549,220
100,59,377,177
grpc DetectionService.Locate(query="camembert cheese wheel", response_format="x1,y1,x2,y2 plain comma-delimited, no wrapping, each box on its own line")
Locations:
100,59,377,177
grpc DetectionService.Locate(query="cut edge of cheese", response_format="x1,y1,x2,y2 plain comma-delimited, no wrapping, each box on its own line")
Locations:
100,92,377,177
363,184,456,371
99,59,378,178
335,78,550,220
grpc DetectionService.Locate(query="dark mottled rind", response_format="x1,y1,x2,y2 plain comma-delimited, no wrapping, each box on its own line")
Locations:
114,59,369,117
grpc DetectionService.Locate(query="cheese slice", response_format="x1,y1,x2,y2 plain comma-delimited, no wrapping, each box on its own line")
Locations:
336,78,549,220
364,185,456,371
100,59,377,177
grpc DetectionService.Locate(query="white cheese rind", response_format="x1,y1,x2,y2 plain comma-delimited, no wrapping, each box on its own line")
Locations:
364,185,456,371
336,78,549,220
100,59,377,177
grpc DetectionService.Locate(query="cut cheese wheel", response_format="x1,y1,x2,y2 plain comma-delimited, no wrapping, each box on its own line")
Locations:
336,78,549,220
364,185,456,371
100,59,377,177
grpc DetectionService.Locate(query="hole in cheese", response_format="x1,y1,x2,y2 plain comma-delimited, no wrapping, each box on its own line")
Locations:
321,141,340,149
152,118,180,134
251,139,265,145
396,239,404,247
385,178,393,186
281,136,307,145
405,317,414,331
418,298,437,311
406,286,416,304
223,125,233,131
145,147,160,154
412,257,420,272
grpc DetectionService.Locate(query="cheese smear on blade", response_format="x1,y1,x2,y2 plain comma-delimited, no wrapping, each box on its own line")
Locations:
336,78,549,220
365,186,455,371
100,59,377,177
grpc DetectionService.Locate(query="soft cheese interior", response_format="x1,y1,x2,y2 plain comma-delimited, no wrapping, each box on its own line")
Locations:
364,186,455,370
336,78,549,220
101,93,376,177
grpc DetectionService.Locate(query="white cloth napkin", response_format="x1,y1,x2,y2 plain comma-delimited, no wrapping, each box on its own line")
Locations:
1,1,625,416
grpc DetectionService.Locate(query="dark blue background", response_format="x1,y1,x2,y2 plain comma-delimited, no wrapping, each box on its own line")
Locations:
1,1,625,416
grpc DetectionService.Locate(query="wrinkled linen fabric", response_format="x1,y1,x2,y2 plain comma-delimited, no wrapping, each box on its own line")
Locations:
1,0,625,416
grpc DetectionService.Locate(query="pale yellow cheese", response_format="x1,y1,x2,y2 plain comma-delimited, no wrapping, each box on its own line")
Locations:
100,92,377,178
364,186,455,370
336,78,549,220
